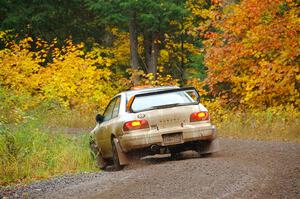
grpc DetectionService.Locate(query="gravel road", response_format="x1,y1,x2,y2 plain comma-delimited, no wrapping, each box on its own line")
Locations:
1,138,300,199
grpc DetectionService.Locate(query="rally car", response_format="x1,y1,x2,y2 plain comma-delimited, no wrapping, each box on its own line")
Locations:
90,86,219,170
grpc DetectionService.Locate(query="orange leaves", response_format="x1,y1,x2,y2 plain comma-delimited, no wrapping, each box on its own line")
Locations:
186,78,207,96
204,0,300,108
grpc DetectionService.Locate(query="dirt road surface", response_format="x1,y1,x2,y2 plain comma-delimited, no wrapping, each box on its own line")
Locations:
1,138,300,199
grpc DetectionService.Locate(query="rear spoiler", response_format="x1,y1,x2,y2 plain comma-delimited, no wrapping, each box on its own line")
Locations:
126,87,200,113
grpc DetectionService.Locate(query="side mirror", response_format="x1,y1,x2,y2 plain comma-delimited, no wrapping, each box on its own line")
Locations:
95,114,104,123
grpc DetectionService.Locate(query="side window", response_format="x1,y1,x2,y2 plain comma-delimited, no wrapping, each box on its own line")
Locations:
103,98,116,122
112,96,121,118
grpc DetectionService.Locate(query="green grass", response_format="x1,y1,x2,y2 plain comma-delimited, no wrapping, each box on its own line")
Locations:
41,108,96,129
214,109,300,142
0,90,98,186
0,120,97,186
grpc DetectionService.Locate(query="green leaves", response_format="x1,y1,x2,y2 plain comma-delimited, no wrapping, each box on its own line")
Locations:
1,0,105,43
86,0,188,32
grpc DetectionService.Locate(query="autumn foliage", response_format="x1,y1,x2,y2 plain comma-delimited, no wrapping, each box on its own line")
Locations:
204,0,299,109
0,0,299,116
0,36,130,113
0,0,299,186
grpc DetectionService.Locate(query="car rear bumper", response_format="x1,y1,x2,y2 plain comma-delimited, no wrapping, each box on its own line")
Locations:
119,123,217,152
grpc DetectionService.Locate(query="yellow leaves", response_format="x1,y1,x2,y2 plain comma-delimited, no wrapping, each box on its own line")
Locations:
202,97,231,124
90,29,130,68
130,67,179,87
0,39,42,93
159,50,169,62
186,78,207,96
185,0,220,37
0,36,129,113
41,46,112,110
0,31,7,39
196,9,211,19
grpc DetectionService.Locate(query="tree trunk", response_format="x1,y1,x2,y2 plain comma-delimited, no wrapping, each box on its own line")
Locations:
180,18,185,84
143,32,159,79
149,39,159,78
129,13,140,85
143,32,152,73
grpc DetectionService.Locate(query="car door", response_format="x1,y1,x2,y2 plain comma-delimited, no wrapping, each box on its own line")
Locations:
95,98,116,157
101,96,122,157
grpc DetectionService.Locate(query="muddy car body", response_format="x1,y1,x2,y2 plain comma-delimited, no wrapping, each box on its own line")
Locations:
90,86,219,170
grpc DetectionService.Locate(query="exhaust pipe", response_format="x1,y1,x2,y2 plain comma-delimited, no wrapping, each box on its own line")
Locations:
150,145,160,153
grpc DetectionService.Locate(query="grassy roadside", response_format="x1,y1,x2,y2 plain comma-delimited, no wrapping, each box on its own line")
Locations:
0,89,98,186
202,100,300,142
217,119,300,142
211,109,300,142
0,119,97,186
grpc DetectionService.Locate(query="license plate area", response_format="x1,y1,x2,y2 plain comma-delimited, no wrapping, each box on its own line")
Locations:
162,132,183,146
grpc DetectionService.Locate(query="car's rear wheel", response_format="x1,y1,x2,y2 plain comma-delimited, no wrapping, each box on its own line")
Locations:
89,140,107,170
111,138,124,171
170,148,182,160
199,153,212,158
170,152,182,160
195,141,214,158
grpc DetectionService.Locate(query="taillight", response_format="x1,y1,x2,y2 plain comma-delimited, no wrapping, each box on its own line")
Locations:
123,119,149,132
190,111,209,122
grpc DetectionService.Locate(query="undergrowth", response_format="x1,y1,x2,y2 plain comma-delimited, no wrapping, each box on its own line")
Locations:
0,121,97,186
205,100,300,142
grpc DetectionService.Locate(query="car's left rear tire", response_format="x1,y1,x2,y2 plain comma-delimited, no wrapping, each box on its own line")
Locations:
112,138,124,171
170,152,182,160
199,152,212,158
195,140,218,157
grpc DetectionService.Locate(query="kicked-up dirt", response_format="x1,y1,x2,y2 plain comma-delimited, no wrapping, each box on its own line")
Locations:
1,138,300,199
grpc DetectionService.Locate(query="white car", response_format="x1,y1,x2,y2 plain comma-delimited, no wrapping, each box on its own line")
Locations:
90,86,219,170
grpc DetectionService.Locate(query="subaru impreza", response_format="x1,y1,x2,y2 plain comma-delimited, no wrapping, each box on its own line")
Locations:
90,86,219,170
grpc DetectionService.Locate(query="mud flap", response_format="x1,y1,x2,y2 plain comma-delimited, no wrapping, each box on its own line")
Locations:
113,138,130,166
197,138,220,155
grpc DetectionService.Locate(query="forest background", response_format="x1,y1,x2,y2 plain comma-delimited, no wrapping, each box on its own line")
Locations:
0,0,299,185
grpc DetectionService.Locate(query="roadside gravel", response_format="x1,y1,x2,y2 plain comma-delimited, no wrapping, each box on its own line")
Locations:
1,138,300,199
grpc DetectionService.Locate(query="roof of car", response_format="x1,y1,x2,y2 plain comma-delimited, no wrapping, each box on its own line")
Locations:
123,86,179,99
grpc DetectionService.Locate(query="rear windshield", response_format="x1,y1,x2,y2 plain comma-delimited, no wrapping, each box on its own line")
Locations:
130,91,196,112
